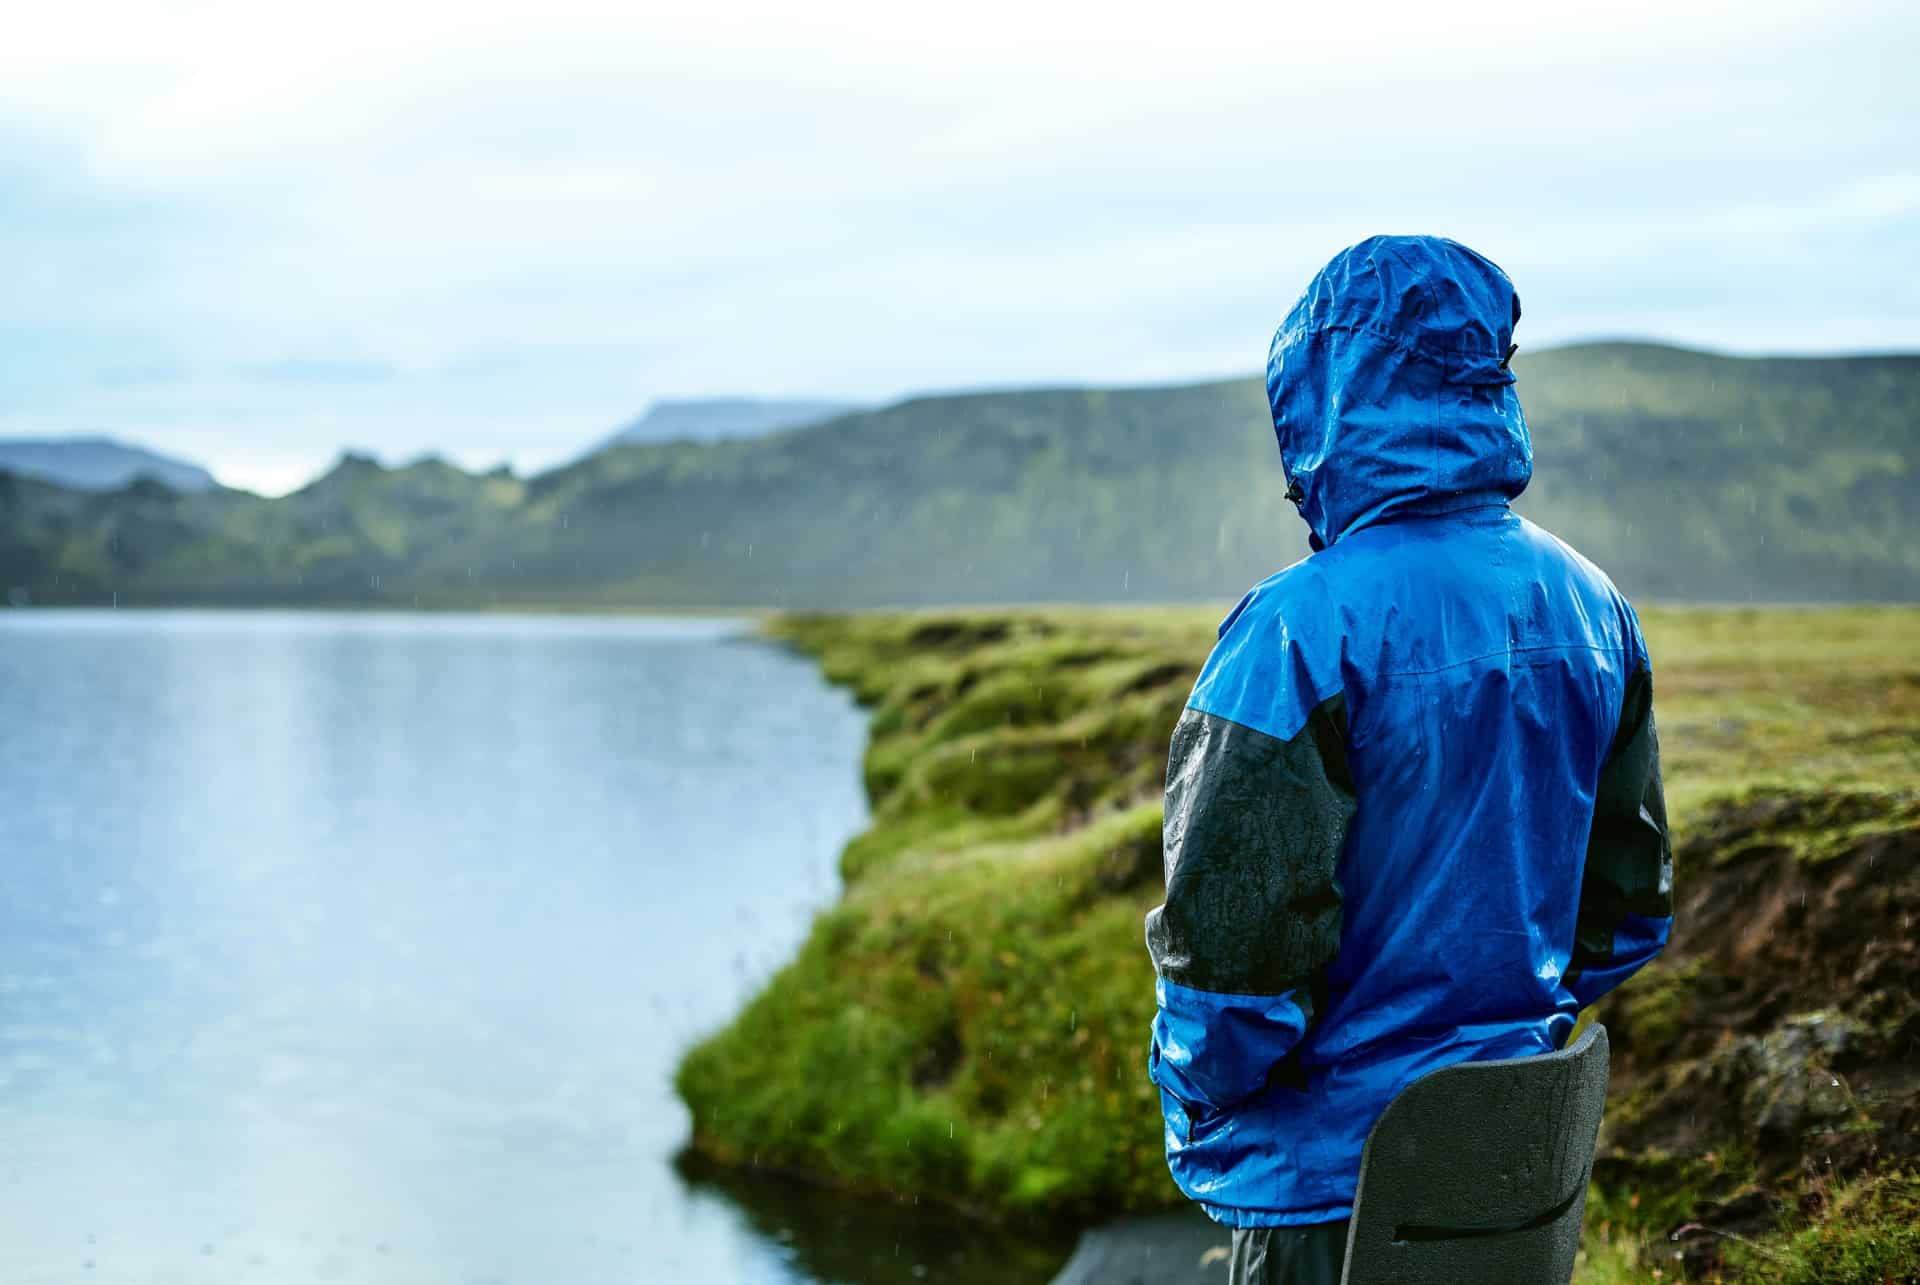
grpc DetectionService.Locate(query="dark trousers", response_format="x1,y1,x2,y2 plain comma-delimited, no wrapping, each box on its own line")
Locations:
1226,1220,1349,1285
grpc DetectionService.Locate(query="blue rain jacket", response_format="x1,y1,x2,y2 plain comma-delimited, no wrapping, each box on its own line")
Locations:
1145,236,1673,1227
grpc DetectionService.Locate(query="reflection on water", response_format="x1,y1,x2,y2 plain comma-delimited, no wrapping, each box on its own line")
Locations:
0,610,1070,1284
677,1157,1071,1285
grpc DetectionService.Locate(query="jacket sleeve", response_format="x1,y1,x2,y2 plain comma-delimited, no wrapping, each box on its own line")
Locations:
1566,660,1674,1009
1144,692,1355,1132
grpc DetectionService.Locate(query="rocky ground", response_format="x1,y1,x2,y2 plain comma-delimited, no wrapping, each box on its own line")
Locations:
1588,792,1919,1282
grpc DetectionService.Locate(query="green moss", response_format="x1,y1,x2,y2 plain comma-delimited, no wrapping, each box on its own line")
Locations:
1615,958,1708,1057
1589,1149,1756,1242
677,820,1176,1221
779,611,1202,890
1728,1172,1920,1284
1693,787,1920,866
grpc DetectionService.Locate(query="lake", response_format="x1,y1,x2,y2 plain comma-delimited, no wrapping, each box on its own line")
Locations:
0,611,1071,1285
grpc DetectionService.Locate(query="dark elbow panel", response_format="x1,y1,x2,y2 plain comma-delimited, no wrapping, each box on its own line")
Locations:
1147,696,1356,997
1569,663,1674,982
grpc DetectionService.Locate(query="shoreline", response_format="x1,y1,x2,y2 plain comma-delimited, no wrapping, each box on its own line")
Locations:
674,607,1920,1283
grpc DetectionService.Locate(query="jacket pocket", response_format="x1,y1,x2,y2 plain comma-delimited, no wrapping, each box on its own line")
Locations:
1149,1040,1227,1144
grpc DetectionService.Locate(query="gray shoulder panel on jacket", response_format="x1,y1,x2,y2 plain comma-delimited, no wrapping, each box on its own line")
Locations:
1569,662,1673,982
1146,696,1355,997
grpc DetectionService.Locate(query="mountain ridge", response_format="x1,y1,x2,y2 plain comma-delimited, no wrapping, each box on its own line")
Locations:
2,342,1914,607
593,397,862,453
0,436,219,494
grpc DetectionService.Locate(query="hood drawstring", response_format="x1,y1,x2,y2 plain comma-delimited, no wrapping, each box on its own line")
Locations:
1286,476,1321,550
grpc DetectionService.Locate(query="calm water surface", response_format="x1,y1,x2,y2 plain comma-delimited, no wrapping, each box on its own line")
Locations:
0,611,1068,1285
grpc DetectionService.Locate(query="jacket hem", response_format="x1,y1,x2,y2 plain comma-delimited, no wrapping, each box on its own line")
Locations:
1198,1201,1354,1229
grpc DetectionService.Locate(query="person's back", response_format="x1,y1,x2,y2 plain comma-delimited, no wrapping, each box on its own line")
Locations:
1145,236,1673,1282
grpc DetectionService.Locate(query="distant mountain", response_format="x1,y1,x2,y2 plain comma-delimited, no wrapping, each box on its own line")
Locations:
2,343,1915,607
0,436,218,494
596,398,860,451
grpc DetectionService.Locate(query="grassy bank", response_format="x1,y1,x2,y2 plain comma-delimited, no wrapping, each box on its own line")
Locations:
675,606,1920,1281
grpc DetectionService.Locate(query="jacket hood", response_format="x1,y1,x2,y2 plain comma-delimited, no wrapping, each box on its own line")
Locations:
1266,235,1532,549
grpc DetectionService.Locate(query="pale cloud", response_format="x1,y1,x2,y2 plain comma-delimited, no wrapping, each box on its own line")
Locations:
1,0,1915,492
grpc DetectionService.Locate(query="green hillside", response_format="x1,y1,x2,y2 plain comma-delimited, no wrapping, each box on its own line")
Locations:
4,342,1916,607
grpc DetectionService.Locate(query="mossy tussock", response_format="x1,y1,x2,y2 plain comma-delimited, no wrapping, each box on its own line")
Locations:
676,611,1213,1222
675,606,1920,1283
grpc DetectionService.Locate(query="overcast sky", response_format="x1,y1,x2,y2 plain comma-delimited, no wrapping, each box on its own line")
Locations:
4,0,1916,493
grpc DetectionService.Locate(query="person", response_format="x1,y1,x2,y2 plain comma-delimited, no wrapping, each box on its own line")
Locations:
1144,235,1673,1284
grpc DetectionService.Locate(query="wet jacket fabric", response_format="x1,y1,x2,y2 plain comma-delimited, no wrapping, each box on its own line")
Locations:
1145,236,1673,1228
